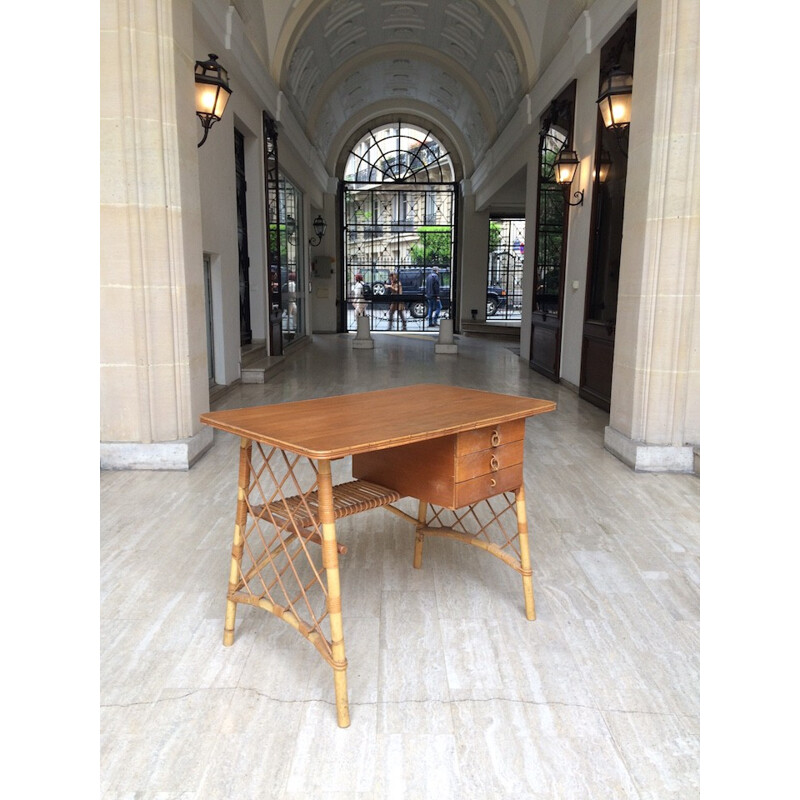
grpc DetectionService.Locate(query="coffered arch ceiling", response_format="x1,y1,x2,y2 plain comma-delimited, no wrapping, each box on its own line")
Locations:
307,46,495,173
267,0,593,173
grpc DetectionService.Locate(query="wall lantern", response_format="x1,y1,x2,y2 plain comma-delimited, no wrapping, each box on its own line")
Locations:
195,54,232,147
596,67,633,130
595,150,612,183
308,215,327,247
553,149,584,206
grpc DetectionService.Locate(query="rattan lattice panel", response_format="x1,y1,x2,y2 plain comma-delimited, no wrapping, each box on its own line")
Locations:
420,491,526,572
226,441,402,666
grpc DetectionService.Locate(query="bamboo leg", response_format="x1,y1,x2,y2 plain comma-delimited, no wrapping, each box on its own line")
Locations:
224,437,252,646
317,460,351,728
413,499,428,569
515,486,536,621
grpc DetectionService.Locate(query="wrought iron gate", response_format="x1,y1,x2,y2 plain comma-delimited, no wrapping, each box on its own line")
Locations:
342,122,458,332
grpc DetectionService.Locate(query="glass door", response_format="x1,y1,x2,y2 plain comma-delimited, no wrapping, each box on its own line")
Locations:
529,81,576,381
580,13,636,410
279,177,305,344
488,218,525,321
264,113,283,355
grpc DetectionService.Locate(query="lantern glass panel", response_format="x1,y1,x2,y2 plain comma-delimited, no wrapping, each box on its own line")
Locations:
597,72,633,128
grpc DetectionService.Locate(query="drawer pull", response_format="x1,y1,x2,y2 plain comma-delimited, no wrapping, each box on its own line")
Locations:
490,478,497,487
490,455,499,472
491,430,501,447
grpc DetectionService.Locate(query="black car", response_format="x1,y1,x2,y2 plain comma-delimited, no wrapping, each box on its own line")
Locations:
363,268,506,318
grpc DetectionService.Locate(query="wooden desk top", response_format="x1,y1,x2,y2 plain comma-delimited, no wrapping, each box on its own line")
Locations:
201,384,556,460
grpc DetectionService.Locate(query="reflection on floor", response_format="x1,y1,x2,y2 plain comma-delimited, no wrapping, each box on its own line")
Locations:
100,332,699,799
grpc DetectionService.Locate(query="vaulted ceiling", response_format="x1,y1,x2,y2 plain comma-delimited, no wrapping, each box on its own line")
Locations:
258,0,593,173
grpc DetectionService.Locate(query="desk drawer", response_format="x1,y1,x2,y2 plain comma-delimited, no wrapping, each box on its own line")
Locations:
454,464,523,507
455,420,525,455
352,420,527,509
454,440,524,482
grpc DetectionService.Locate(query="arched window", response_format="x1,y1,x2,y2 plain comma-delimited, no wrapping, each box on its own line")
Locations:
344,123,454,184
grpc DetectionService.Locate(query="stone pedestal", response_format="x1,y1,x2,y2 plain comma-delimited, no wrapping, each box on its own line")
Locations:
434,319,458,354
353,316,375,349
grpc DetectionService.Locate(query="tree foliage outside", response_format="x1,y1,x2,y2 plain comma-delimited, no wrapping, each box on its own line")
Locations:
409,226,451,265
489,221,502,252
268,223,293,264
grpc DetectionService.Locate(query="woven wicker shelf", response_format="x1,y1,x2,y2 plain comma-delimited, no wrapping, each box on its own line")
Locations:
251,479,403,529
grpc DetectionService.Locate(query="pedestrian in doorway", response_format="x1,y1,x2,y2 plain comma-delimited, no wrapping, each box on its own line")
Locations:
388,272,407,330
425,266,441,327
286,271,297,331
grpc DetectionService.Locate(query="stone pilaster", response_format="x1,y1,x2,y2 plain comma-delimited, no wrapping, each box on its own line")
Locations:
605,0,700,472
100,0,212,469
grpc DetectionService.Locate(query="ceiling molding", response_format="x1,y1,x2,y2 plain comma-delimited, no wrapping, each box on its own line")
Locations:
478,0,538,86
269,0,322,85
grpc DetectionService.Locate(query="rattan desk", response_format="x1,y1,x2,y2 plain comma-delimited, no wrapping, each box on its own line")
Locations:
200,384,556,727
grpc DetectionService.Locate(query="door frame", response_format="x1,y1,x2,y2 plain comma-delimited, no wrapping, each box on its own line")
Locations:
529,81,576,381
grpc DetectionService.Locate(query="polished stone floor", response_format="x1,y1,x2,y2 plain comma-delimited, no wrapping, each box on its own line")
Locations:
100,333,699,799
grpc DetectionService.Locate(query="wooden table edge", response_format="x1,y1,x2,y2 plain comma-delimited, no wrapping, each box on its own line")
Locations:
200,401,555,460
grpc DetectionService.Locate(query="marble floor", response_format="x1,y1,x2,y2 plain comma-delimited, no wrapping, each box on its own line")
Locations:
100,332,699,799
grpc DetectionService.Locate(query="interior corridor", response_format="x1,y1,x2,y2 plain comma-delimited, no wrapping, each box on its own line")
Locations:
100,333,699,798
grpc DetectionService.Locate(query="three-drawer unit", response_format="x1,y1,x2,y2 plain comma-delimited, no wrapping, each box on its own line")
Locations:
352,420,525,509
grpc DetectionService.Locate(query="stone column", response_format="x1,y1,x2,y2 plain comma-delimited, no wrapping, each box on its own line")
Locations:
605,0,700,472
100,0,212,469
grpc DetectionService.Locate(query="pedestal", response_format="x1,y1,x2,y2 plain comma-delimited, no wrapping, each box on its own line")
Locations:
353,316,375,349
434,319,458,354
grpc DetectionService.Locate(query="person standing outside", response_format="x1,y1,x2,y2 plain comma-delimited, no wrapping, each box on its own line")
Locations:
352,273,367,318
388,272,407,330
425,266,441,327
286,271,297,332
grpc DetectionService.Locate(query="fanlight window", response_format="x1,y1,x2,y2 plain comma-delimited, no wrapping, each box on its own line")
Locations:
541,124,569,182
345,123,454,185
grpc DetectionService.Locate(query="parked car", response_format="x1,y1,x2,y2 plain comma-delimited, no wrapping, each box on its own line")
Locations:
363,268,506,318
